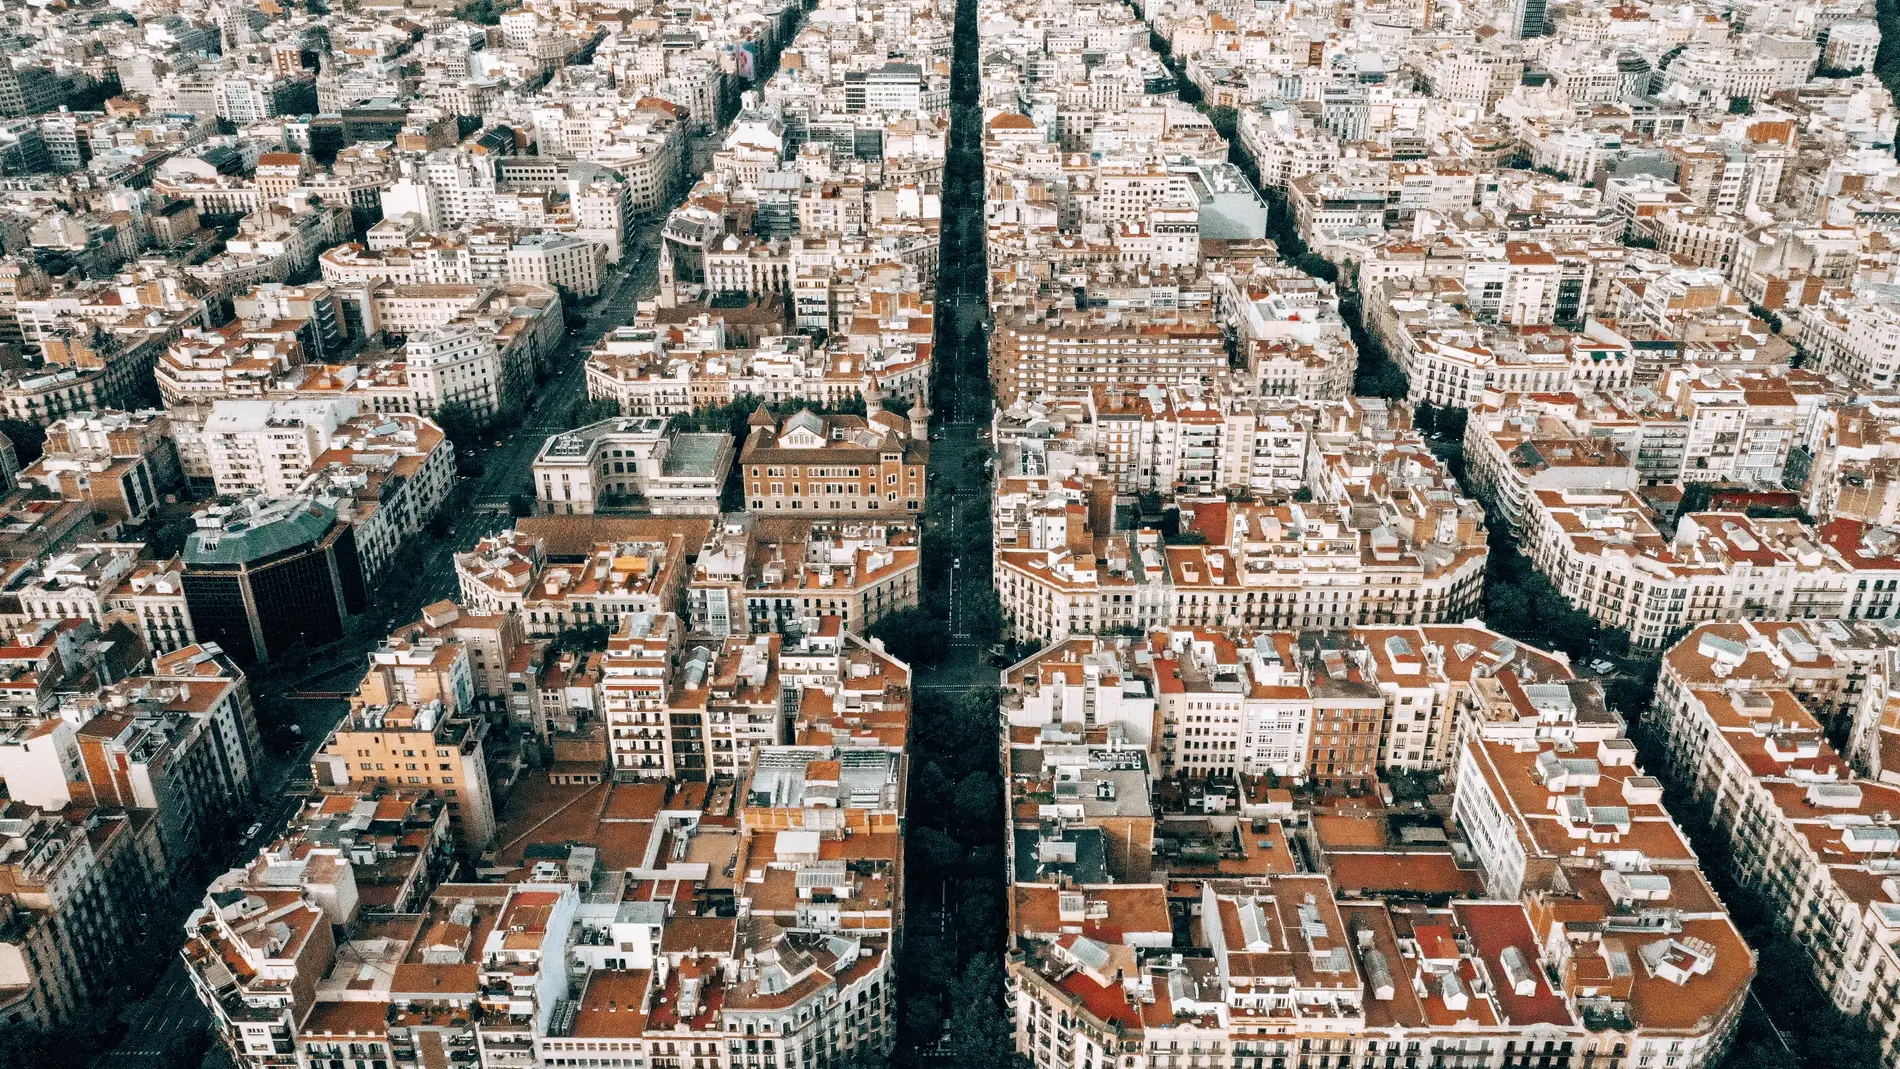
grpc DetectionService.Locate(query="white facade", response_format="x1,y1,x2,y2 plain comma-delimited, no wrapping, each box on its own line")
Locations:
404,324,504,418
203,397,358,497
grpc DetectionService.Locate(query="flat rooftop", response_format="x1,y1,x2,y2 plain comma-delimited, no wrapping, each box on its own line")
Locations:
662,433,730,477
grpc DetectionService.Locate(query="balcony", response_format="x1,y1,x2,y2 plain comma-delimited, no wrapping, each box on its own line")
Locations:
1577,1001,1632,1032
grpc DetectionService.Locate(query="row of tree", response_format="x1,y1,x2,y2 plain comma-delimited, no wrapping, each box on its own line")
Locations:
0,418,46,466
432,399,514,450
1144,27,1411,405
1624,713,1883,1069
879,0,1024,1066
1173,15,1896,1063
1255,189,1410,401
455,0,515,24
1877,0,1900,102
1412,402,1469,442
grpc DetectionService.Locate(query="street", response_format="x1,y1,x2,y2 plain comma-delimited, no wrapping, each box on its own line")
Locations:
900,0,1008,1053
372,131,732,630
469,211,672,514
915,421,998,694
97,690,346,1069
930,428,988,656
99,960,204,1069
95,131,725,1069
915,286,995,687
467,126,723,517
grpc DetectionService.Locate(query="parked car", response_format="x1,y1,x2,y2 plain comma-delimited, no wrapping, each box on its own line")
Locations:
244,822,263,839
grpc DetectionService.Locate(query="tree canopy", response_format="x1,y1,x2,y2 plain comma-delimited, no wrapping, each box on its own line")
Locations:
867,607,944,669
0,418,46,465
431,401,484,447
569,398,621,428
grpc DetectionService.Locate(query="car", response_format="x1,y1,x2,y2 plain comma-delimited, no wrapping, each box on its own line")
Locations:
1588,659,1616,674
244,822,263,839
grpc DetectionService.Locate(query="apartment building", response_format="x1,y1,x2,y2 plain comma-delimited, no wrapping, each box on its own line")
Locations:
361,282,565,380
20,410,180,526
396,600,533,722
403,324,505,420
454,529,546,620
202,397,357,498
1004,619,1576,788
687,516,921,638
5,543,194,655
990,305,1229,403
1799,286,1900,393
1650,621,1900,1064
1523,486,1900,648
0,327,175,424
182,787,457,1069
1441,654,1751,1069
506,232,607,298
1238,105,1343,190
1800,401,1900,524
585,321,934,418
1463,364,1832,523
999,623,1747,1069
456,527,691,638
1367,279,1635,409
995,391,1320,497
994,418,1487,645
311,651,497,852
581,325,718,416
322,228,604,299
0,807,153,1027
597,609,681,780
0,638,260,881
1212,269,1358,402
186,364,907,1069
303,412,456,580
1463,401,1639,536
115,559,199,655
66,645,265,869
156,321,308,409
